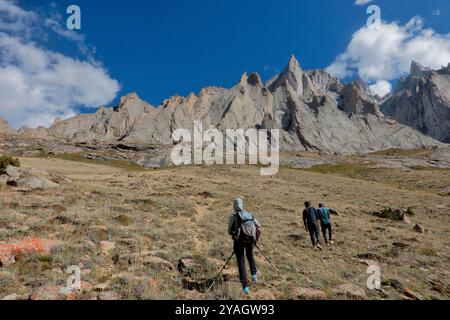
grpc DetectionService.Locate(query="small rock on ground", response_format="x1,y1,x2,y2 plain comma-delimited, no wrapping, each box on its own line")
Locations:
143,256,174,271
97,291,121,300
333,284,366,300
289,287,328,300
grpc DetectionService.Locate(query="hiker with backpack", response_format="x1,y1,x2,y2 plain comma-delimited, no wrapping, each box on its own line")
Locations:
303,201,323,251
228,197,261,295
317,203,336,245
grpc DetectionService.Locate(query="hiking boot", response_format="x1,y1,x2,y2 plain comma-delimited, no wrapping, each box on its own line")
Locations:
317,244,324,251
252,274,258,283
243,287,250,295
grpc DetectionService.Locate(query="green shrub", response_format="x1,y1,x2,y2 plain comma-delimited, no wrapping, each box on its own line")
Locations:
371,208,404,221
0,155,20,174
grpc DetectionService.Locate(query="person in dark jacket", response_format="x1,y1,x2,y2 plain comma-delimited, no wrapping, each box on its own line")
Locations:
303,201,323,250
228,198,261,295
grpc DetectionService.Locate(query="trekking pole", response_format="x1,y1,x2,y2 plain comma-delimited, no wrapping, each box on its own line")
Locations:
254,243,283,278
207,251,235,292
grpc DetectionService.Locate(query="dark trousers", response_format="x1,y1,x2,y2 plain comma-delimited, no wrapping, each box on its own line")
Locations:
308,222,321,246
321,223,332,243
234,239,257,288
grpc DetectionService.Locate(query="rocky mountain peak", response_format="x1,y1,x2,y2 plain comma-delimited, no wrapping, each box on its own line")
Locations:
239,72,248,85
382,61,450,143
116,92,150,111
410,61,430,77
162,95,187,108
268,54,304,94
247,72,263,87
0,117,15,135
438,63,450,75
287,54,302,73
239,72,264,87
185,93,197,107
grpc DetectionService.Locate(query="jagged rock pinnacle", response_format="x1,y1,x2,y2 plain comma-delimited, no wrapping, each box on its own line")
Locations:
287,54,302,74
240,72,248,85
248,73,263,87
410,61,430,76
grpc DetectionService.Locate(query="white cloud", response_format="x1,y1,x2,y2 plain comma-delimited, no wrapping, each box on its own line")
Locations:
369,80,392,97
327,16,450,88
354,0,373,6
0,0,38,37
0,0,119,128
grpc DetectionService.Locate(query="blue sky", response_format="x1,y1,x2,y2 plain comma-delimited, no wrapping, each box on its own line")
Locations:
1,0,450,127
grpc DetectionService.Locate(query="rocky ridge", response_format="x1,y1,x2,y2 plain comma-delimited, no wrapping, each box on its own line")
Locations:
14,55,444,155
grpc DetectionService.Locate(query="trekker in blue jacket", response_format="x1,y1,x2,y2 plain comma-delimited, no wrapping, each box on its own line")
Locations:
317,203,337,245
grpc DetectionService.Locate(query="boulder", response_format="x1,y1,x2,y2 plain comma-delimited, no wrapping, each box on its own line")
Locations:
16,177,59,189
403,288,424,300
253,289,277,300
0,174,8,186
403,215,412,225
94,283,111,292
143,256,174,271
289,287,328,300
440,186,450,196
178,257,203,275
1,293,18,300
0,239,62,266
97,291,121,300
333,284,366,300
83,240,96,253
99,241,116,255
30,286,75,300
115,253,140,266
5,165,21,179
413,224,425,233
77,281,94,293
27,167,50,177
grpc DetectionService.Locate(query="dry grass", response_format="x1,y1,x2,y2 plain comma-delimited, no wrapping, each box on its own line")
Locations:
0,156,449,300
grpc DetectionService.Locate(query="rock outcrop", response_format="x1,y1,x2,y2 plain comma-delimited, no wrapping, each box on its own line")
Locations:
30,56,445,155
0,239,62,266
338,80,382,116
381,61,450,143
17,126,50,139
0,118,15,135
